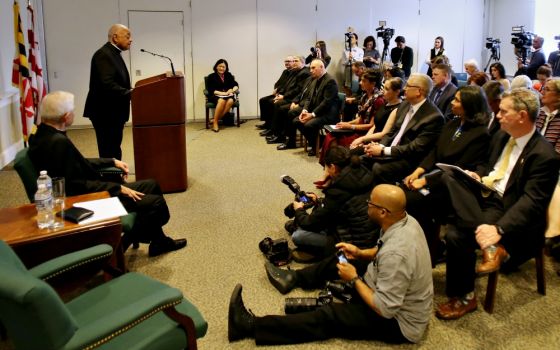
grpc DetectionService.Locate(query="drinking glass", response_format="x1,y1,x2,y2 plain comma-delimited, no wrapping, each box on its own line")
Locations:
52,177,65,228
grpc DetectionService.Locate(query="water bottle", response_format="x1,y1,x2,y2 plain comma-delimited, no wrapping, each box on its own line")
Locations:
37,170,52,195
35,184,54,229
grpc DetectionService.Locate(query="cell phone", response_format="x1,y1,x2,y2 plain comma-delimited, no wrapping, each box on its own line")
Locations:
336,250,348,264
298,194,309,203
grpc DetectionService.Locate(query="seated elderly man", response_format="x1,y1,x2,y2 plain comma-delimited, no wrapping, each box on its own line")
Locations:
436,88,560,320
228,184,433,346
28,91,187,257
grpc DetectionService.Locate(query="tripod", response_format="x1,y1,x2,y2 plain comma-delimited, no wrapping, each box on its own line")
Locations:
484,46,500,72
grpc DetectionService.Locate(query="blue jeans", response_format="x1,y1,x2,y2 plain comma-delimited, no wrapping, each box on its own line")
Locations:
292,228,329,248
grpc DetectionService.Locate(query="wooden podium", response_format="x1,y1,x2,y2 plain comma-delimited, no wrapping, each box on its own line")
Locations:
131,73,187,192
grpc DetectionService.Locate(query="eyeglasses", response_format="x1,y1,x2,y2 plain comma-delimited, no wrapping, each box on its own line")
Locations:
366,200,392,213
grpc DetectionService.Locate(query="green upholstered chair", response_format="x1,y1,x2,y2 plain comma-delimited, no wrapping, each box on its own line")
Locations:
13,147,137,245
203,75,241,129
0,241,207,349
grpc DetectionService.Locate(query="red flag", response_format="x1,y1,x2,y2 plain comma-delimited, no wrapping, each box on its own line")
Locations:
11,0,34,141
27,1,47,125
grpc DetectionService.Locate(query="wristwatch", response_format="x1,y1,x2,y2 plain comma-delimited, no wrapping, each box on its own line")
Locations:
495,225,505,236
349,276,361,288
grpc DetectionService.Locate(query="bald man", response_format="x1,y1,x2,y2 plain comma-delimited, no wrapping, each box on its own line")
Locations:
84,24,133,160
228,185,433,345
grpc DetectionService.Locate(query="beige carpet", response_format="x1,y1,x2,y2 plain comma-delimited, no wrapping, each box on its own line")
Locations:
1,120,560,349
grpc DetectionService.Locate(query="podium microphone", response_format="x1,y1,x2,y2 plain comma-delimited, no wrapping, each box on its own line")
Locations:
140,48,176,76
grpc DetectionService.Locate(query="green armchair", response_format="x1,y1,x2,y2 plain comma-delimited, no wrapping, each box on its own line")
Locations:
0,241,207,349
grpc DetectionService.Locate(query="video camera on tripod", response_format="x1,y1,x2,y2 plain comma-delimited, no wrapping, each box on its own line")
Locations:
281,175,315,218
375,20,394,70
484,37,501,72
511,25,534,63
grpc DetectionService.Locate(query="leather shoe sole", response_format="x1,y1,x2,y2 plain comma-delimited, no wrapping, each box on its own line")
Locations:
436,297,477,320
476,245,509,275
259,130,272,137
264,262,297,294
277,143,296,150
148,237,187,257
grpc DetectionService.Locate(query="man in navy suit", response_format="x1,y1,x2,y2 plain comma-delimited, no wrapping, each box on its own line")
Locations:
429,64,457,120
84,24,132,160
436,88,560,320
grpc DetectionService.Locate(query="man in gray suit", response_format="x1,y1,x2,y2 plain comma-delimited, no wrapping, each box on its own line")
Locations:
363,73,444,185
430,64,457,120
292,59,339,156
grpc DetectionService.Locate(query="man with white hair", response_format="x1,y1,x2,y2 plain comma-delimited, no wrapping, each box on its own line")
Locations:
84,24,133,160
463,59,479,77
29,91,187,257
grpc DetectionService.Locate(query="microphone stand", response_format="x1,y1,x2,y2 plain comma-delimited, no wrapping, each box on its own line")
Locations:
140,49,176,76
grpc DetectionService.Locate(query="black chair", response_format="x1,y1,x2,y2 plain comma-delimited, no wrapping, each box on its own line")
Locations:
203,75,241,128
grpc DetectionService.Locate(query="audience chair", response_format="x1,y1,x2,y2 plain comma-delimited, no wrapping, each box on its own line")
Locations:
204,75,240,128
13,148,138,247
455,72,468,87
0,241,207,349
483,248,546,313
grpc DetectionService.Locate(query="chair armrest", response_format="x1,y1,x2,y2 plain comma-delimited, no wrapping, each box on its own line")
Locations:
29,244,113,281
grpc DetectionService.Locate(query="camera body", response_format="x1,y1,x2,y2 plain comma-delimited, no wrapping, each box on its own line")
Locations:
281,175,315,218
376,27,395,45
486,37,501,50
259,237,290,266
285,290,333,314
510,26,534,61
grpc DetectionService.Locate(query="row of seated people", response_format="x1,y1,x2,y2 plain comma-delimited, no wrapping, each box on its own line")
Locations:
230,71,560,346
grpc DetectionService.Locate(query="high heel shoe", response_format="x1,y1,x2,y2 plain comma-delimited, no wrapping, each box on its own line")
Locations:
212,127,219,133
313,179,327,186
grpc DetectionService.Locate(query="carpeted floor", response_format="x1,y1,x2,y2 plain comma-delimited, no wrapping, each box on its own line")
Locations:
1,120,560,349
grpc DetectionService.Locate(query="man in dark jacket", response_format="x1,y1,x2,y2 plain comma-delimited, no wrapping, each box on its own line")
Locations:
84,24,132,160
29,91,186,257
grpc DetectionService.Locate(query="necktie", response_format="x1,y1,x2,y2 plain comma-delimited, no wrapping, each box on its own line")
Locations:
390,107,414,146
433,89,443,104
481,137,516,189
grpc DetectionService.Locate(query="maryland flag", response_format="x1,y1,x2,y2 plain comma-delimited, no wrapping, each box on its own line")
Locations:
11,0,34,142
27,1,47,125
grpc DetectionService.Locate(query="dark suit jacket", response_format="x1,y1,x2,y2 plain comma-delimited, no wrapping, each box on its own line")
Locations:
84,42,131,123
282,67,311,102
430,82,457,120
274,68,292,91
390,46,414,77
381,99,444,165
477,130,559,237
303,73,339,123
28,124,121,197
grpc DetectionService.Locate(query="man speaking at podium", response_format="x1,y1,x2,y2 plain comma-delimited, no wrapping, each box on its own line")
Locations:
84,24,132,160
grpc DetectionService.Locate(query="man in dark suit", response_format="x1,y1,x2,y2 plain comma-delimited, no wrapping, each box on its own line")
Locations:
257,56,294,131
483,80,504,136
289,59,339,156
30,91,187,257
429,64,457,120
436,88,560,320
515,35,546,80
84,24,132,160
363,73,444,185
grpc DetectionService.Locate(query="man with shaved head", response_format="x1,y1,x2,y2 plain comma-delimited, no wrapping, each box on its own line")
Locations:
84,24,133,160
227,185,433,345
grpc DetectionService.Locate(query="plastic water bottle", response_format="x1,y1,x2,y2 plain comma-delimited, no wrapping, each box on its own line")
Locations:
35,184,54,229
37,170,52,195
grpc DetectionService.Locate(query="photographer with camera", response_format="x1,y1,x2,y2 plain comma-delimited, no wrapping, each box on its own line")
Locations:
305,40,332,68
286,146,377,259
515,35,545,80
228,184,433,345
390,36,414,78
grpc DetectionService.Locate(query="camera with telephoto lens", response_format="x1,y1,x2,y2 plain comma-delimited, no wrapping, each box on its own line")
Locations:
310,47,316,54
281,175,315,218
325,280,353,303
284,290,333,314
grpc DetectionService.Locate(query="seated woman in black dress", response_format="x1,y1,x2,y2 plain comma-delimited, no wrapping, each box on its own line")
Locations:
207,58,239,132
402,85,491,260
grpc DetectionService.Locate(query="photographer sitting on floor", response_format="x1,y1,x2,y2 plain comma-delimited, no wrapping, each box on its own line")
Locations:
228,184,433,345
286,146,377,260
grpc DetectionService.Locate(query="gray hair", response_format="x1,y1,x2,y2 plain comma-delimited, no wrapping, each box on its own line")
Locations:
464,59,479,71
40,91,74,123
510,75,532,90
502,88,540,122
410,73,433,97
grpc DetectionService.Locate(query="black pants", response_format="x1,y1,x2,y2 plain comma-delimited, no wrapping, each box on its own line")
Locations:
270,101,291,137
91,118,125,160
293,116,325,152
254,256,408,345
259,95,275,125
442,171,539,297
118,179,169,243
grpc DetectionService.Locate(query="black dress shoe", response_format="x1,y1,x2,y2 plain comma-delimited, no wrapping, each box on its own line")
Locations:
307,149,317,157
259,129,272,137
256,123,267,130
277,143,296,150
264,262,297,294
148,237,187,257
267,136,285,144
265,135,276,141
228,284,255,342
545,236,560,256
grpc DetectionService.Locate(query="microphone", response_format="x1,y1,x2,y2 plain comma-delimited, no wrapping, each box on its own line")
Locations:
140,48,176,76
